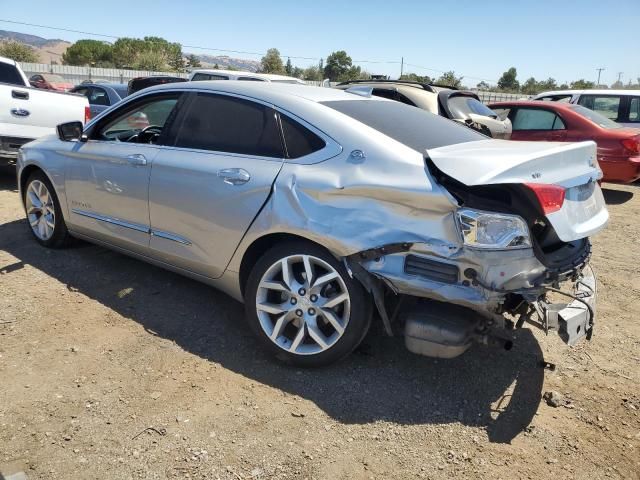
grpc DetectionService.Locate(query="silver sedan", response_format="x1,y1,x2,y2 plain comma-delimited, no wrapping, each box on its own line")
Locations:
17,82,607,366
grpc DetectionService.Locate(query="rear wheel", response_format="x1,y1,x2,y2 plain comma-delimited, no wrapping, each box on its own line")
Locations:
23,171,73,248
245,241,372,367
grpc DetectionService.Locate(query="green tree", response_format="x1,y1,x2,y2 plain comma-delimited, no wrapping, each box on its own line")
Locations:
570,79,595,89
324,50,357,82
111,36,182,71
0,41,39,63
186,54,201,68
497,67,519,92
213,63,219,69
400,73,433,84
260,48,285,74
303,65,321,81
476,81,491,90
436,71,463,88
521,77,539,95
292,66,304,78
285,57,293,75
537,77,557,91
62,39,113,67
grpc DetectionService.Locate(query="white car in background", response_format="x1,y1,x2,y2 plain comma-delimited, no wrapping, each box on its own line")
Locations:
534,89,640,128
188,68,306,84
0,56,89,164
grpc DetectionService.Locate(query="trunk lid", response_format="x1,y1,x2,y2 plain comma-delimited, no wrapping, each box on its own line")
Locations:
428,139,608,242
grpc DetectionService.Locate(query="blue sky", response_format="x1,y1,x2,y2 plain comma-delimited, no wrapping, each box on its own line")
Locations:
1,0,638,86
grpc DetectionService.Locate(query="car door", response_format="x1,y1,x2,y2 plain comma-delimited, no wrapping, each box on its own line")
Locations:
508,107,567,141
147,91,285,278
64,91,183,254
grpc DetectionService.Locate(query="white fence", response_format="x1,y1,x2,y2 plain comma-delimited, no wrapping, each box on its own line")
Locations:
19,63,189,85
18,63,524,102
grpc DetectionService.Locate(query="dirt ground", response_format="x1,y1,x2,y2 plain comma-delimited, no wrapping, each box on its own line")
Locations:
0,165,638,480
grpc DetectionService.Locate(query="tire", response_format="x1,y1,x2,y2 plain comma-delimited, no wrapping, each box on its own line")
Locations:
245,240,372,367
23,170,73,248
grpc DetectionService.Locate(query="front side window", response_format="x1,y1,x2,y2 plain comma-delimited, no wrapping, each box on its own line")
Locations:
280,114,325,158
512,108,564,130
173,93,283,158
96,94,180,142
577,95,621,121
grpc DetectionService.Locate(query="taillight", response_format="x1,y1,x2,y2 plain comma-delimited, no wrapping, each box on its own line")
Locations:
84,106,91,123
621,135,640,154
524,183,566,215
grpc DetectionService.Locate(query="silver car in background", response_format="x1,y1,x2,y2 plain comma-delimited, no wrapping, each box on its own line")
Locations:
17,82,608,367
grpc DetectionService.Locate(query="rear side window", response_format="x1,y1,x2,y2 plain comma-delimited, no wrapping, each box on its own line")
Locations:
0,62,26,86
191,73,229,81
238,77,265,82
280,114,326,158
512,108,565,130
89,87,110,106
174,93,284,158
628,97,640,123
571,105,621,129
577,95,621,121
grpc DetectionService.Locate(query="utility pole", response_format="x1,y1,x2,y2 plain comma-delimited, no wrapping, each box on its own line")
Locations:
617,72,623,84
400,56,404,79
596,67,605,87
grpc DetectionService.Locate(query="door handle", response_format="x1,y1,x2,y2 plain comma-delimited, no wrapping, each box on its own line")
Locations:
12,90,29,100
126,154,147,166
217,168,250,185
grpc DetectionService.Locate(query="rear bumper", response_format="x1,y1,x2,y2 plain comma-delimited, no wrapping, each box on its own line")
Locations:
599,157,640,183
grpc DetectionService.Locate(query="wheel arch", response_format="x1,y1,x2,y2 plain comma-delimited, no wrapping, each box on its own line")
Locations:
238,232,339,297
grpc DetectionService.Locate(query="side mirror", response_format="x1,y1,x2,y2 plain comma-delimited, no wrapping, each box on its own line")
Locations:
57,121,85,142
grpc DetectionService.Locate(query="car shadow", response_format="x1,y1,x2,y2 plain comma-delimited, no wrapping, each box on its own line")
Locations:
0,218,545,444
601,187,634,205
0,165,17,192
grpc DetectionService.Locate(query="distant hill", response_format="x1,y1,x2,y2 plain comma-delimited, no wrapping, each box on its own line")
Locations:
0,29,261,71
0,30,71,64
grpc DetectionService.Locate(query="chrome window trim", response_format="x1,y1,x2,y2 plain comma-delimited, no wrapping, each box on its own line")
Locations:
86,87,342,165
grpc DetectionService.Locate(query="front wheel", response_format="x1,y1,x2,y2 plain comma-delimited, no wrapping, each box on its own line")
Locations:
245,241,372,367
23,171,73,248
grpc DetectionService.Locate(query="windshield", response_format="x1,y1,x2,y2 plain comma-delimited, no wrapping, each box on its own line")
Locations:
571,105,621,129
321,99,485,151
448,96,497,119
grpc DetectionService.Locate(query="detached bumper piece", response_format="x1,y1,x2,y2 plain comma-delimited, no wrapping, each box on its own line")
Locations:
535,266,597,346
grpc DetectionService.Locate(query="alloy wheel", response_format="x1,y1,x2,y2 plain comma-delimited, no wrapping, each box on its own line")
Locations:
26,180,56,241
256,254,351,355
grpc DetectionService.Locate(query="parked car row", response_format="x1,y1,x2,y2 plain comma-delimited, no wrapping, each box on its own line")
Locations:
17,80,607,367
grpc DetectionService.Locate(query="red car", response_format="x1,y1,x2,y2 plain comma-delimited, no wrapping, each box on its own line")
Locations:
489,101,640,183
29,73,74,92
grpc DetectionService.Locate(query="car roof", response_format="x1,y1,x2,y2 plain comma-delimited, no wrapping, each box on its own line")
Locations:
189,69,303,83
536,89,640,96
144,80,374,104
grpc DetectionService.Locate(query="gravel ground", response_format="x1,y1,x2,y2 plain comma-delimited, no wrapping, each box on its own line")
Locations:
0,166,638,479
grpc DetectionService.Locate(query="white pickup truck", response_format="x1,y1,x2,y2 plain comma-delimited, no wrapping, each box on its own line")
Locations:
0,56,88,164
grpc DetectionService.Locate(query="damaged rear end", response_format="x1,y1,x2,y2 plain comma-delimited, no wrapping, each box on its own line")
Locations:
359,139,608,358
